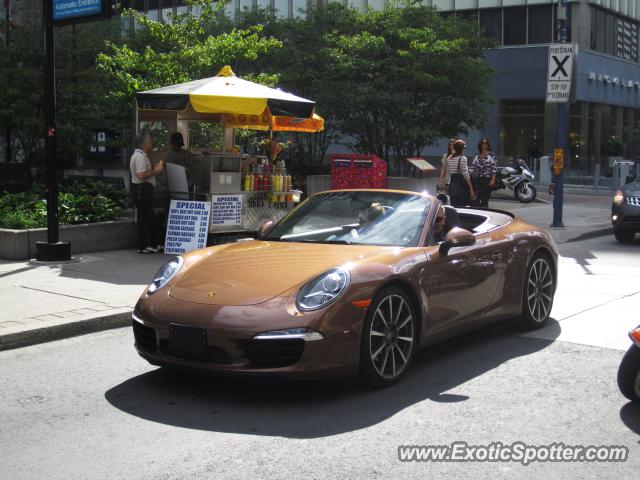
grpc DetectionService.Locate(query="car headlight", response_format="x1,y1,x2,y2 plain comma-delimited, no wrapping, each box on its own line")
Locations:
614,190,624,205
148,256,183,295
296,267,350,311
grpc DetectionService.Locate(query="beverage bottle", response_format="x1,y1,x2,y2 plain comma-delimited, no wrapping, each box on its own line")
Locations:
249,174,254,191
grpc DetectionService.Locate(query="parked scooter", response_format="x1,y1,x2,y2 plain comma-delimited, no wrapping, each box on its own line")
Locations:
617,325,640,403
493,157,537,203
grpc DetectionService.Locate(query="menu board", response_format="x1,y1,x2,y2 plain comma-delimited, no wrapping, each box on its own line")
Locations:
211,194,243,226
164,200,211,255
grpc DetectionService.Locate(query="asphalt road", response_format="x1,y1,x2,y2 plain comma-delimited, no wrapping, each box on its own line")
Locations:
1,235,639,480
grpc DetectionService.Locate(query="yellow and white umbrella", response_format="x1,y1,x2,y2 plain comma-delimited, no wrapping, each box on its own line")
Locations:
136,66,316,119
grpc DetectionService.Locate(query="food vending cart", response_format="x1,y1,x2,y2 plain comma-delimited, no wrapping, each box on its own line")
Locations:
135,66,323,240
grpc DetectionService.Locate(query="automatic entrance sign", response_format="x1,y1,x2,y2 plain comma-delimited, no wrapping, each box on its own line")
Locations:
546,44,574,103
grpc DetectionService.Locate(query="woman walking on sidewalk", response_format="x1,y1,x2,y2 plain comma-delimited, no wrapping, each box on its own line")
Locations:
470,138,497,208
438,139,475,207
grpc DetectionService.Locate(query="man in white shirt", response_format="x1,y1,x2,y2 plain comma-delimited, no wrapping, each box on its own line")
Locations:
130,131,164,253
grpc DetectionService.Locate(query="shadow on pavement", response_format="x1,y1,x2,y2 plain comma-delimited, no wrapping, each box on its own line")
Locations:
105,321,560,439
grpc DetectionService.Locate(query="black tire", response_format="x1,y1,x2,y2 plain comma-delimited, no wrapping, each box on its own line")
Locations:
515,182,537,203
517,253,555,330
614,227,635,244
359,286,417,387
617,346,640,403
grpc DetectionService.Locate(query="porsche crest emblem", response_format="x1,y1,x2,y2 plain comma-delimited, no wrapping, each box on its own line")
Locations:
207,291,215,298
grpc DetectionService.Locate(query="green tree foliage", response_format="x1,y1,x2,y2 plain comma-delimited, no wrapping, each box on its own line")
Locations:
0,15,44,169
96,0,282,145
0,14,123,171
236,2,494,171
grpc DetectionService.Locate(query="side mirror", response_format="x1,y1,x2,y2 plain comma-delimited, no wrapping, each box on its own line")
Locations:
625,174,636,184
439,227,476,256
257,219,274,238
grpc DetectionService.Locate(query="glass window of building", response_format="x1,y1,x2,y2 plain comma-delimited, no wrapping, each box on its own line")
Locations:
293,0,309,17
479,8,502,44
503,7,526,45
606,11,616,56
274,0,289,18
528,5,552,44
499,101,545,161
595,8,606,52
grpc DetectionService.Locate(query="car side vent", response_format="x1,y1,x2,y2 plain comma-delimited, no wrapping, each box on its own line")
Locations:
132,320,157,353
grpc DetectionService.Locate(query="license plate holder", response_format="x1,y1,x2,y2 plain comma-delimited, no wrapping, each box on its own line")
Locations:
169,324,207,353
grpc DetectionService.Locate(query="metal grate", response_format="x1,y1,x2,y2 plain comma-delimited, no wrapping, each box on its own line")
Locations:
132,320,157,353
626,196,640,207
245,338,305,368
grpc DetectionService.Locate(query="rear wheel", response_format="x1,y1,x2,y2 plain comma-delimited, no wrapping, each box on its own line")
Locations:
515,182,537,203
614,227,635,244
359,287,417,387
518,254,554,330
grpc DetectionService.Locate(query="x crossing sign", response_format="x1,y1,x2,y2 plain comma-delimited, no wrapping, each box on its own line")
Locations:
546,44,575,103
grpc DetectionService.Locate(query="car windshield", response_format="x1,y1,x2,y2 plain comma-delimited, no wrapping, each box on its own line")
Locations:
265,191,431,247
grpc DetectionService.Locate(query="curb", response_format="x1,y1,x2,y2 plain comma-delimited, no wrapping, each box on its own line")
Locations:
0,310,132,352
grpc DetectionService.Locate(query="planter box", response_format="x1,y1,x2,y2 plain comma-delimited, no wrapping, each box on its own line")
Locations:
0,220,137,260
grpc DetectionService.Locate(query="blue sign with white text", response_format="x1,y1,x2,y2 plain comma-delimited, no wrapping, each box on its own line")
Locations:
52,0,103,21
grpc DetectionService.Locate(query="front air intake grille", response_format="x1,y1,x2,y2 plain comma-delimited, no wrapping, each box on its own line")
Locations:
158,340,232,364
132,320,157,353
626,196,640,207
622,215,640,227
245,338,305,368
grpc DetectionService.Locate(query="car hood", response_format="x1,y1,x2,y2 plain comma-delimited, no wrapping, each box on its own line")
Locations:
169,240,390,306
624,184,640,195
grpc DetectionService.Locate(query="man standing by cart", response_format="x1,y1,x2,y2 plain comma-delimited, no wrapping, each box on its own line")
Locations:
130,131,164,253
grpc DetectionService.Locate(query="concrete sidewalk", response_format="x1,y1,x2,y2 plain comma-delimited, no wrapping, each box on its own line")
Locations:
0,191,614,351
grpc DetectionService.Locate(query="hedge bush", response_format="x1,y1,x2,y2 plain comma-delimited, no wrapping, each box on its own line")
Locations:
0,181,131,230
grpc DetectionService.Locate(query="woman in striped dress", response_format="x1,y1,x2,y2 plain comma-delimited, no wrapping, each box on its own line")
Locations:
438,139,475,207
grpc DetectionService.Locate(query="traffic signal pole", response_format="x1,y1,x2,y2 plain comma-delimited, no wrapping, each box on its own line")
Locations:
37,0,71,260
552,0,568,228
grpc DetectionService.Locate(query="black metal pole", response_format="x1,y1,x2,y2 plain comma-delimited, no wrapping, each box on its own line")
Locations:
37,0,70,261
551,0,568,228
4,0,10,163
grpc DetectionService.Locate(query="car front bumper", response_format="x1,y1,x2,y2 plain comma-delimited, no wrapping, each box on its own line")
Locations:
612,199,640,232
132,292,367,379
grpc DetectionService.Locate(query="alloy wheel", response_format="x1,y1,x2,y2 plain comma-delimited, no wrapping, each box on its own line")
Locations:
526,258,554,324
369,294,414,379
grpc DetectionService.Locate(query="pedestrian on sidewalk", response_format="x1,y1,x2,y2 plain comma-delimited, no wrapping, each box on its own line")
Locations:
470,138,497,208
438,139,475,207
437,138,456,192
130,131,164,254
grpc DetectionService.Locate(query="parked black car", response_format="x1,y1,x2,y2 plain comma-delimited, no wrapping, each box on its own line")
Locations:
612,175,640,243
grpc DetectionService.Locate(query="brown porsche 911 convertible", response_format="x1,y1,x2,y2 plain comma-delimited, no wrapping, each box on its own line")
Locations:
133,189,558,386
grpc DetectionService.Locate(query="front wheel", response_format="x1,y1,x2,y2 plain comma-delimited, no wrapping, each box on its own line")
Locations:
614,227,635,244
515,182,537,203
359,287,417,387
517,254,555,330
617,346,640,402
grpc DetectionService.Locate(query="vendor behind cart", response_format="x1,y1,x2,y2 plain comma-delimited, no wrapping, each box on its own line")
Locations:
165,132,209,193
